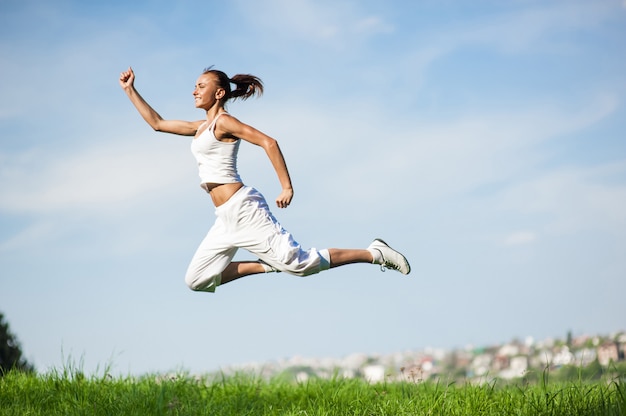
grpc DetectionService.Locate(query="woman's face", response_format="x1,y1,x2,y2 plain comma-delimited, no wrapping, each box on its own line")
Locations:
193,73,224,110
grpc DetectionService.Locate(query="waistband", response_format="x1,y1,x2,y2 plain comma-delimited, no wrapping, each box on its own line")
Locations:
214,185,259,215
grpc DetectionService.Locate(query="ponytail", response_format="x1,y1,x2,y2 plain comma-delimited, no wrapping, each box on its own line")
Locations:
229,74,264,100
202,67,264,101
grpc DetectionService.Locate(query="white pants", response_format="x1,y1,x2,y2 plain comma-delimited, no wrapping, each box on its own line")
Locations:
185,186,330,292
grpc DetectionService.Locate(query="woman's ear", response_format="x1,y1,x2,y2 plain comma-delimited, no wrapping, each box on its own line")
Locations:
215,88,226,100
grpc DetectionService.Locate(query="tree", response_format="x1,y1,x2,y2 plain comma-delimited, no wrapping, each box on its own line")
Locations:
0,312,34,375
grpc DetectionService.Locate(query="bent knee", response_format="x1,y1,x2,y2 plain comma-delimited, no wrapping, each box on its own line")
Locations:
185,272,221,293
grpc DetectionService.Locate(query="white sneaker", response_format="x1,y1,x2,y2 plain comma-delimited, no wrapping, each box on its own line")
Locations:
367,238,411,275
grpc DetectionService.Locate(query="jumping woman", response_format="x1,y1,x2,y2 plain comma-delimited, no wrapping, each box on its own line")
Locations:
119,67,410,293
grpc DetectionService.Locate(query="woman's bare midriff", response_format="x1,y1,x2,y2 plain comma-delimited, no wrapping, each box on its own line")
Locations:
202,182,244,207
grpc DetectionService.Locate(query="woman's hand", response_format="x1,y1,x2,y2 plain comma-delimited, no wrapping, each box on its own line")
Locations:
119,67,135,90
276,188,294,209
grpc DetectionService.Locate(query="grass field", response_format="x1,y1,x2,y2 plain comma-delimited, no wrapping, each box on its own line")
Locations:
1,368,624,415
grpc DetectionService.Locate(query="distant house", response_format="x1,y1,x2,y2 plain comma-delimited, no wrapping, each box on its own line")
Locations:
531,349,553,368
552,346,574,367
499,356,528,380
574,348,597,367
498,343,520,357
363,365,385,383
597,342,619,366
470,353,492,377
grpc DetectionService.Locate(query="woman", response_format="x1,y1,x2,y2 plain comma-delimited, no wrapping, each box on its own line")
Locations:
119,67,410,293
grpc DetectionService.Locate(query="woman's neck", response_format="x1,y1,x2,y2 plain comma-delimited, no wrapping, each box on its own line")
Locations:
205,106,226,123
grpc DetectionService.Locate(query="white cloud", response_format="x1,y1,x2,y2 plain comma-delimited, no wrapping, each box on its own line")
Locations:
494,161,626,236
323,94,620,205
464,3,612,53
234,0,393,48
396,1,619,88
0,137,193,215
492,2,611,50
0,221,56,252
352,16,394,35
504,231,538,246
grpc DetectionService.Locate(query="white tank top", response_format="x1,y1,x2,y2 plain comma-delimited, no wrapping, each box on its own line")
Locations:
190,113,242,185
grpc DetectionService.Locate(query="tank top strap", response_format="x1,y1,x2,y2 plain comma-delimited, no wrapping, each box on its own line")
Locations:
208,112,229,132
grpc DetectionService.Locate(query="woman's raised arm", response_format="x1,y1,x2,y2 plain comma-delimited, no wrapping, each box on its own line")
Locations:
119,67,202,136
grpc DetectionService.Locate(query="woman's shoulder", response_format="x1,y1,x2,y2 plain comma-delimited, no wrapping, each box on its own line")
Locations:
214,112,245,130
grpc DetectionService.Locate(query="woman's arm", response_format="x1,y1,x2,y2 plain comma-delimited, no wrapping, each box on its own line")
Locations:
217,114,294,208
119,67,202,136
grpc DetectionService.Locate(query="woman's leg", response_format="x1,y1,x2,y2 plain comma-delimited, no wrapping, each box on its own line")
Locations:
230,240,410,277
221,240,410,284
220,249,373,284
220,261,272,284
327,248,373,268
221,248,375,283
330,239,411,274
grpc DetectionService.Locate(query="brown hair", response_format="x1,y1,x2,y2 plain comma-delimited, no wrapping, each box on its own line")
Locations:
203,66,263,101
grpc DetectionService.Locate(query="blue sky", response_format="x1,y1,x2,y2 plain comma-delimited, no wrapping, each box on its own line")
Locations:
1,0,625,376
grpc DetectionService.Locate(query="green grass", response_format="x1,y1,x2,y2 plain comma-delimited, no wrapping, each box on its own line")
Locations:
1,369,624,415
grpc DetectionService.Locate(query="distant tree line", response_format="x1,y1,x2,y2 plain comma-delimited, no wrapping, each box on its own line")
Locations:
0,312,34,375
